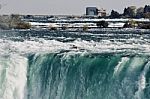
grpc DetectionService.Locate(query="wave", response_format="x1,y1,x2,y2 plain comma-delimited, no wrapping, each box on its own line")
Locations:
0,37,150,56
25,53,150,99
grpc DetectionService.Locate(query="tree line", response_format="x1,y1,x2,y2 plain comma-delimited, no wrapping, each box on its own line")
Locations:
109,5,150,19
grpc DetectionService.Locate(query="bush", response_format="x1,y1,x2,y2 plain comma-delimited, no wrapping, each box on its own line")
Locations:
15,22,31,29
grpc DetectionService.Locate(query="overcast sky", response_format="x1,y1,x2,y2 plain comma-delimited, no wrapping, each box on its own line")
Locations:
0,0,149,15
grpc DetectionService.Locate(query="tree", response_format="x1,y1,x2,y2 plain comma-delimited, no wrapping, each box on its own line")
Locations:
123,8,128,16
123,6,136,18
110,10,120,18
143,12,150,18
143,5,150,19
144,5,150,13
136,7,144,18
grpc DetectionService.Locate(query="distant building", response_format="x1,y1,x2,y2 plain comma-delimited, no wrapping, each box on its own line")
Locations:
98,8,107,17
86,7,98,16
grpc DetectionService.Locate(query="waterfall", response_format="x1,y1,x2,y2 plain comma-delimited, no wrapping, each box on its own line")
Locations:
0,54,27,99
26,53,150,99
0,29,150,99
134,61,150,99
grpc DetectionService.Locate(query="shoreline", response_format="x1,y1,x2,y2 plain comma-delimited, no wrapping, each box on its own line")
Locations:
0,14,150,30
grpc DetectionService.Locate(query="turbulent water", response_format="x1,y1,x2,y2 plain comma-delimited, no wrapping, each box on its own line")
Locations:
0,29,150,99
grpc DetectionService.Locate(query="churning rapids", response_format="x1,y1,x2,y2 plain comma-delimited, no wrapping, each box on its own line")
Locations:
0,29,150,99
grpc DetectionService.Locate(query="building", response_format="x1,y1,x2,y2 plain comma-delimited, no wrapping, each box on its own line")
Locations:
98,8,107,17
86,7,98,16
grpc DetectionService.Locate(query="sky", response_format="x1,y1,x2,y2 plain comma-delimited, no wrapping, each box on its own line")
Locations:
0,0,149,15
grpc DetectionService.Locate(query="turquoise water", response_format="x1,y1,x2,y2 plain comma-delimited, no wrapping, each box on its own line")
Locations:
27,53,150,99
0,29,150,99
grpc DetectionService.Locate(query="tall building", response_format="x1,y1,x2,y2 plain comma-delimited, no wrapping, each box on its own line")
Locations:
86,7,98,16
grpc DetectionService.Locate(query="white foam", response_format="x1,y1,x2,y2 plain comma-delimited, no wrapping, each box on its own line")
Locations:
0,54,27,99
127,57,146,74
134,61,150,99
0,37,150,55
113,57,129,77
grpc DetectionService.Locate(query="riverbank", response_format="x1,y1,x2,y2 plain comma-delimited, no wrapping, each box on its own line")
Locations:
0,15,31,30
0,15,149,30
